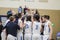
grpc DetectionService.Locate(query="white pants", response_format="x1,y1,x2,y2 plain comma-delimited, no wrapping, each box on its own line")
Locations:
7,34,17,40
32,34,41,40
43,35,49,40
1,30,6,40
40,35,43,40
17,32,23,40
24,34,31,40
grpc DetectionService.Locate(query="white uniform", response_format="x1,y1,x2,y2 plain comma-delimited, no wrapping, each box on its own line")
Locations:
43,20,51,40
1,19,10,40
1,29,6,40
4,19,10,26
7,34,17,40
24,21,32,40
17,19,23,40
32,21,41,40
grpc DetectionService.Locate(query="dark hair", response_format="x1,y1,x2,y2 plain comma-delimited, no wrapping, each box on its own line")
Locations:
35,9,39,15
7,14,12,19
41,16,44,20
43,15,50,20
14,14,19,19
33,14,40,22
26,15,31,21
19,6,22,8
9,16,15,21
18,13,22,18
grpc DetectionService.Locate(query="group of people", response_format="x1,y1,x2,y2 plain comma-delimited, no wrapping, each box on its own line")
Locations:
0,8,53,40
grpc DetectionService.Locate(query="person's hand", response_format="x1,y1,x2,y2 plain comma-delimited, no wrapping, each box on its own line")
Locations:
49,36,52,40
49,39,53,40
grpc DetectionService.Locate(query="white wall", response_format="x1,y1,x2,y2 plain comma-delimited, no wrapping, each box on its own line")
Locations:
0,0,60,10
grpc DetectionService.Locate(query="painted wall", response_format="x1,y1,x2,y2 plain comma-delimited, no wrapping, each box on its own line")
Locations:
0,0,60,10
0,0,60,39
0,7,60,40
39,10,60,39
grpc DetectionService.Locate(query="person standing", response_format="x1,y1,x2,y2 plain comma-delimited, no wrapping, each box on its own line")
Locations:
17,13,23,40
18,6,22,14
0,21,3,40
24,15,32,40
24,6,28,15
7,9,12,18
32,14,42,40
42,15,53,40
3,16,20,40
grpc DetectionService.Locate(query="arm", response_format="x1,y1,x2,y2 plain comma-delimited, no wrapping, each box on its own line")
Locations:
3,25,7,30
40,24,44,33
20,21,25,29
48,22,53,40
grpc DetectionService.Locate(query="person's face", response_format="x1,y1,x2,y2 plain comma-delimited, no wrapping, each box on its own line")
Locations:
26,10,28,13
41,17,46,22
12,11,16,16
44,18,47,22
31,10,35,14
13,18,16,22
22,13,24,16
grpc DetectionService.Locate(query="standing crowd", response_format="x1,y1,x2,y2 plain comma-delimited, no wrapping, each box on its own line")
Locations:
0,6,53,40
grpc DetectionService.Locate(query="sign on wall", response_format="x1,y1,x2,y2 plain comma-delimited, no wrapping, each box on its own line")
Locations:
1,17,7,26
25,0,34,2
0,0,20,1
0,0,48,2
39,0,48,2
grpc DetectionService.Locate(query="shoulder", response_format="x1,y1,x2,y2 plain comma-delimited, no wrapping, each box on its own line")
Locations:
47,20,52,26
5,19,10,24
39,22,42,25
28,21,32,24
48,20,52,24
18,19,22,23
18,19,21,21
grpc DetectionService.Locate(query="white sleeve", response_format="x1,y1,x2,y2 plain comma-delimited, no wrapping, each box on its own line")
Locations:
4,20,10,27
18,19,22,26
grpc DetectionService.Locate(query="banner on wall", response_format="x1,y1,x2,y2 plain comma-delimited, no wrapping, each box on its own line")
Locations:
1,17,7,26
0,0,20,1
25,0,34,2
0,0,48,2
0,15,7,26
39,0,48,2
